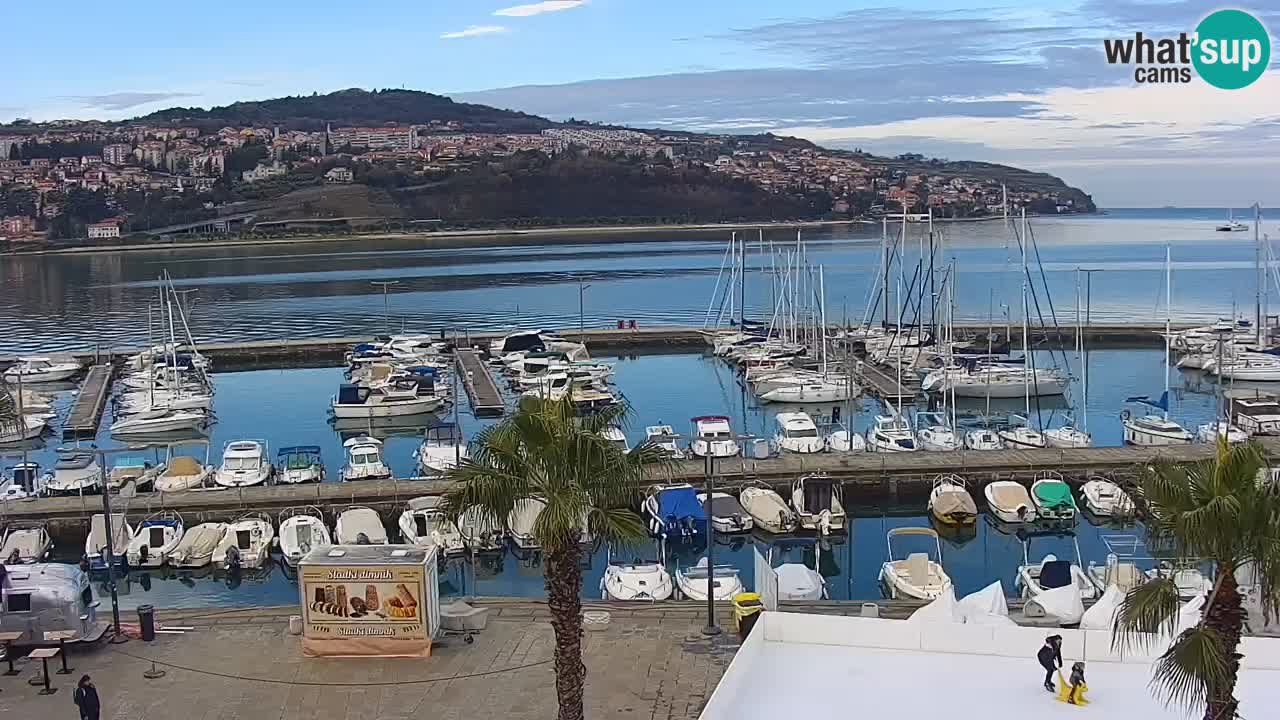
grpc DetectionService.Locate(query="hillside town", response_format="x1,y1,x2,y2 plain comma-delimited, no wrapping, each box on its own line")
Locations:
0,118,1088,243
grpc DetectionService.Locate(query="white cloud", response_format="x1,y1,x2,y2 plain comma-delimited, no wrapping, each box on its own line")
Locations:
440,25,508,39
494,1,588,18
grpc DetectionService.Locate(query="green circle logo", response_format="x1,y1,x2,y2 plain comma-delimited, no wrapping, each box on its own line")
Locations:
1193,9,1271,89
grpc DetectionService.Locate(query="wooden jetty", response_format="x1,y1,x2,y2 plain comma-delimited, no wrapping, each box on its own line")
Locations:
857,361,918,405
455,349,505,417
62,364,112,437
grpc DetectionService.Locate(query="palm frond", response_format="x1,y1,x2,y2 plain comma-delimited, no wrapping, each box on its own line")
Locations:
1149,626,1231,713
587,506,650,549
1114,576,1183,654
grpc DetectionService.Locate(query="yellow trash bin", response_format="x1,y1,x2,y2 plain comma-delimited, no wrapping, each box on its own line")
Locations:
732,592,764,639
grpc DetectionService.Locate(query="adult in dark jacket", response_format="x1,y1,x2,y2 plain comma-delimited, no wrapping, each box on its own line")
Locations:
1037,634,1063,691
73,674,100,720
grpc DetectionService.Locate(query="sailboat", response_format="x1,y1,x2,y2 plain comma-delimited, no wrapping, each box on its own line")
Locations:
1046,269,1094,448
1216,208,1248,232
1123,247,1193,446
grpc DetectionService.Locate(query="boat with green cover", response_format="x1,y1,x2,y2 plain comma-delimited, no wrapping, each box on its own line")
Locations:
1029,472,1077,523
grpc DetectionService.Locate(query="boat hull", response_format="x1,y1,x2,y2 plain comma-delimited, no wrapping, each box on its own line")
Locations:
330,396,443,418
1122,421,1192,446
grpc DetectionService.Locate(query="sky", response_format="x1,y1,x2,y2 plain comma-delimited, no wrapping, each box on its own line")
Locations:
5,0,1279,207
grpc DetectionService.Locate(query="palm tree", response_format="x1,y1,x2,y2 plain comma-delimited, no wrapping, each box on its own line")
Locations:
442,395,669,720
1114,439,1280,719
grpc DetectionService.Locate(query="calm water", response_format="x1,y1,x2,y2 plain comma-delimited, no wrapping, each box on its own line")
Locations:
2,209,1278,353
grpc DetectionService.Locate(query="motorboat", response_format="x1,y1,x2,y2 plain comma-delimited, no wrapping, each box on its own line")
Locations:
110,408,207,436
676,558,745,601
600,426,631,454
1045,424,1093,449
600,560,674,601
1080,477,1134,518
1015,533,1099,601
1216,208,1249,232
413,423,469,477
739,484,798,533
865,414,917,452
643,484,707,542
1030,472,1077,524
3,356,82,383
84,513,132,571
984,481,1038,523
398,496,465,555
153,448,213,492
689,416,739,458
507,497,546,550
2,461,44,499
963,427,1003,450
340,436,392,481
0,415,47,444
997,424,1047,449
771,412,823,454
1085,536,1148,593
643,425,686,460
1196,421,1249,444
215,513,275,571
104,455,159,492
0,522,52,564
914,411,960,451
330,382,443,418
823,424,866,452
928,474,977,527
1230,396,1280,436
1147,563,1215,599
697,491,753,533
791,473,846,535
169,522,228,568
772,544,827,600
335,507,389,545
125,512,185,568
458,506,504,552
278,507,331,567
879,527,951,600
276,446,325,484
43,451,102,496
1122,409,1193,446
214,440,273,488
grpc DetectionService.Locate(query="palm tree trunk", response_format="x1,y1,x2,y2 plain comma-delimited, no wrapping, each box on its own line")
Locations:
1203,572,1243,720
545,541,585,720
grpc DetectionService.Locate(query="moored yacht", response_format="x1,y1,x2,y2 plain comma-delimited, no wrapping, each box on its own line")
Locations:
643,425,686,459
771,412,823,454
865,414,917,452
340,436,392,481
914,411,959,451
689,415,739,458
414,422,469,478
214,440,273,488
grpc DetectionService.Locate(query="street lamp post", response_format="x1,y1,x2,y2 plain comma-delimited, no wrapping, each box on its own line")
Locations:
701,451,720,636
578,279,592,334
370,281,400,334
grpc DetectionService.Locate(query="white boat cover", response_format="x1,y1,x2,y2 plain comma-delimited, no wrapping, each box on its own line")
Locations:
87,514,130,556
0,528,46,561
1081,584,1125,631
1024,584,1085,625
775,563,824,600
508,498,545,538
1176,594,1206,635
957,581,1015,626
172,523,225,562
907,586,961,624
337,508,388,544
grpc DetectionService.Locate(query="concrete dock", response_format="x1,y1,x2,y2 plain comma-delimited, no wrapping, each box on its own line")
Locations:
455,349,505,417
857,360,918,405
62,364,112,437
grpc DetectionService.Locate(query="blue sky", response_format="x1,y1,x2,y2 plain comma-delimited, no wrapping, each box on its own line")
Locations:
6,0,1279,206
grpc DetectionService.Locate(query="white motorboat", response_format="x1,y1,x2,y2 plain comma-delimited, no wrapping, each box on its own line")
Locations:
1148,563,1215,599
0,415,47,444
984,481,1038,523
216,513,275,571
125,512,185,568
697,491,753,533
601,560,674,601
84,513,131,571
153,450,213,492
0,522,52,564
398,496,465,555
775,562,826,600
772,412,823,454
414,423,469,477
330,381,443,418
1080,477,1135,518
998,423,1047,449
276,446,325,484
824,424,866,452
879,527,951,600
739,484,798,533
689,415,739,458
3,356,82,383
865,414,917,452
791,473,845,535
1086,536,1148,594
928,474,976,527
458,506,504,552
1,461,43,499
1030,472,1077,524
1216,208,1248,232
1196,421,1249,444
43,451,102,496
214,440,273,488
169,522,228,568
341,436,392,481
963,427,1003,450
643,425,686,459
1015,534,1099,601
1045,424,1093,448
676,558,745,601
601,426,631,454
278,508,331,567
115,390,213,414
507,497,546,550
106,455,159,491
335,507,388,545
1231,396,1280,436
110,408,207,436
914,411,960,451
1122,409,1193,446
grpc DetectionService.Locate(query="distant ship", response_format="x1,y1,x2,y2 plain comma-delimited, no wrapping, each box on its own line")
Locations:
1216,208,1248,232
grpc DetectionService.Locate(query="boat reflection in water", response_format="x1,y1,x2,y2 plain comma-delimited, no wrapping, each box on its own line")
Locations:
331,412,443,440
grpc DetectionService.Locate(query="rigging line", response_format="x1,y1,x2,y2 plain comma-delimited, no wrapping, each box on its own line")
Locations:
1026,222,1071,375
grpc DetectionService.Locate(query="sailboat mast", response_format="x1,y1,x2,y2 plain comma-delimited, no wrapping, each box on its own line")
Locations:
882,216,890,328
819,265,828,376
1021,208,1030,419
1256,205,1263,344
1165,245,1172,420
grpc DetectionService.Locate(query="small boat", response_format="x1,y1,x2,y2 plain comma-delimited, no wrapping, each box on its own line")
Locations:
915,411,960,451
771,412,823,454
106,455,159,491
507,497,546,550
823,424,866,452
1030,472,1077,524
214,440,273,488
1216,208,1248,232
642,484,707,542
458,506,504,552
110,408,207,436
330,382,443,418
791,473,845,534
601,560,674,601
1147,563,1215,599
398,496,465,555
601,426,631,454
3,356,82,383
998,424,1047,449
769,540,828,600
928,474,976,526
697,491,753,533
0,415,47,444
216,513,275,571
676,558,745,601
340,437,392,482
1195,421,1248,444
1122,391,1192,446
278,507,331,567
1015,532,1098,601
276,446,325,484
168,522,228,568
43,451,102,496
84,513,132,571
153,446,214,492
689,416,739,458
125,512,185,568
984,481,1038,523
335,507,389,545
0,521,52,564
739,484,798,533
413,422,469,477
865,414,917,452
1045,424,1093,449
963,427,1003,450
643,425,686,460
1,461,43,499
879,527,951,600
1085,536,1147,593
1080,477,1134,518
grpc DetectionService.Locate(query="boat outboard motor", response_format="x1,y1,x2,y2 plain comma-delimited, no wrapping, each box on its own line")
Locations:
138,544,150,564
225,545,242,571
356,532,371,546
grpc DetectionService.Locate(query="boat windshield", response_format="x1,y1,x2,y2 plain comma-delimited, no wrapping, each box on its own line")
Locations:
785,428,819,439
224,457,260,471
351,450,380,465
701,430,731,440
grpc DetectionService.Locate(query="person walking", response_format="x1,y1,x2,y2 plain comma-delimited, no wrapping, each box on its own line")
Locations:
73,674,100,720
1037,634,1063,692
